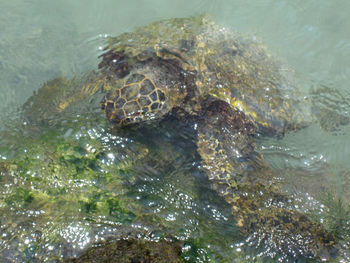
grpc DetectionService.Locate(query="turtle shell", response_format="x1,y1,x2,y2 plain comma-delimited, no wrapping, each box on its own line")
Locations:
98,15,312,133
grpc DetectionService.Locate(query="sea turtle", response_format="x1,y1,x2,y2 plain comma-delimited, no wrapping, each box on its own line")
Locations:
22,15,340,261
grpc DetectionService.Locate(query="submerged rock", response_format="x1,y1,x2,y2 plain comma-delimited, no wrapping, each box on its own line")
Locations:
2,15,349,262
66,238,183,263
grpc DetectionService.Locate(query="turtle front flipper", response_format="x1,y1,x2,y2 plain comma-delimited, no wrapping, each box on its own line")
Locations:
196,98,338,261
22,72,105,125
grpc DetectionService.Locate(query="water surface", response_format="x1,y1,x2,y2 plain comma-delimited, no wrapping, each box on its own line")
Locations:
1,1,350,262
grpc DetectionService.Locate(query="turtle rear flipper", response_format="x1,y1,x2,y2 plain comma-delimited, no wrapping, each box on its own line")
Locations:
311,85,350,132
196,98,338,260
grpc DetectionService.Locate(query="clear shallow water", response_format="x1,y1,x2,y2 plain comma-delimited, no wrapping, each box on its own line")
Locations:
1,0,350,262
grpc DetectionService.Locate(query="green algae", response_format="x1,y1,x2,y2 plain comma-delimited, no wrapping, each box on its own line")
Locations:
2,112,348,262
319,192,350,244
1,13,349,263
0,117,242,262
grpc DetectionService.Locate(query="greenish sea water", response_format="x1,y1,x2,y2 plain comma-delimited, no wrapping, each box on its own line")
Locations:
0,1,350,262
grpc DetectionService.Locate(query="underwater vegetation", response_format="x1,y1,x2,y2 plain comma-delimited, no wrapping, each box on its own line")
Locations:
0,15,350,262
320,191,350,243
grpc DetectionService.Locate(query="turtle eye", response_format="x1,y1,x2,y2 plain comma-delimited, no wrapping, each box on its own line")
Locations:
98,50,130,79
101,73,168,126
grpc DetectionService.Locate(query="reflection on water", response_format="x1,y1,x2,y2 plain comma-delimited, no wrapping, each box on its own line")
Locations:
1,0,350,262
0,116,241,262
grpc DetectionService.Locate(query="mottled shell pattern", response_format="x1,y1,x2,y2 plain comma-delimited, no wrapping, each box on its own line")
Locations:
23,15,311,132
98,14,312,132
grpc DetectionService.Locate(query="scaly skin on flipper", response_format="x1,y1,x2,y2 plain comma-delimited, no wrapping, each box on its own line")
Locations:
22,15,342,260
195,98,337,260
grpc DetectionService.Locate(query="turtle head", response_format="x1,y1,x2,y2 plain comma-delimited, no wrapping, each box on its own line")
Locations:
99,45,197,127
101,72,170,126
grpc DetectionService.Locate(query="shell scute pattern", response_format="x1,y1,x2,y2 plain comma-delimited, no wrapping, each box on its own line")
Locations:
139,79,155,95
21,15,343,260
101,73,167,124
